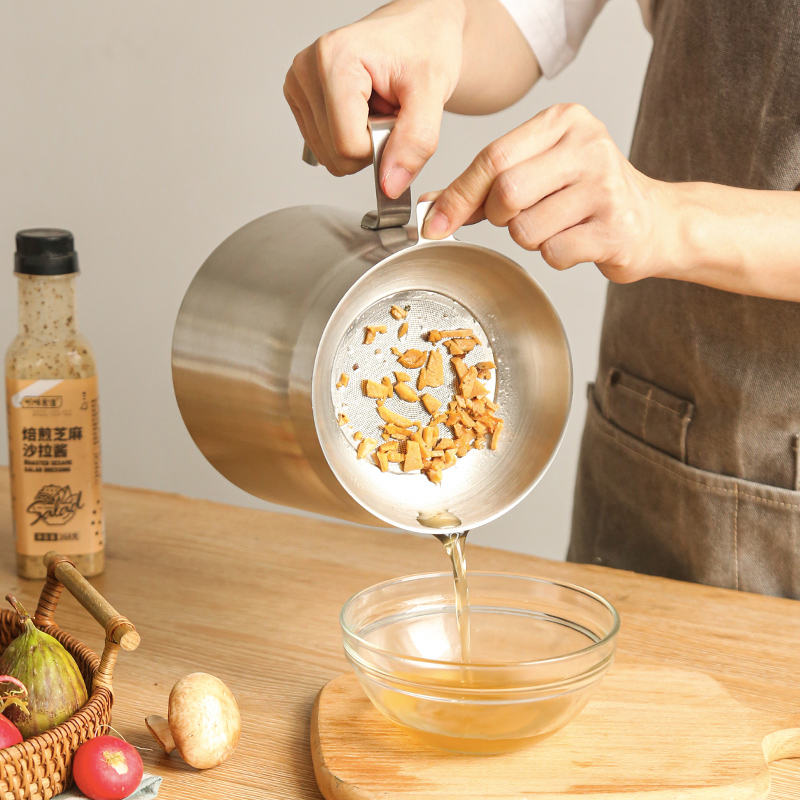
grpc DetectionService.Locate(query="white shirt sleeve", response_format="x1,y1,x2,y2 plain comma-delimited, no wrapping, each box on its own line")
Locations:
498,0,653,78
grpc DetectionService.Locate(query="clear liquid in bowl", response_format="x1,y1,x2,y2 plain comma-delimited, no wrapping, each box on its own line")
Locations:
356,577,602,753
357,604,599,752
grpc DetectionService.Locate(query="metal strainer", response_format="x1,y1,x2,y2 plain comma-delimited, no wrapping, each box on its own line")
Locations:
173,119,572,535
311,202,572,534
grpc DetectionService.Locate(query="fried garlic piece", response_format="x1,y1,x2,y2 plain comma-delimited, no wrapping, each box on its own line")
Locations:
394,370,411,382
397,348,426,369
404,441,423,472
390,305,408,320
398,322,409,338
411,430,431,460
364,324,387,344
451,356,468,380
420,393,441,415
459,367,488,400
385,422,415,439
444,337,479,356
337,413,349,426
425,349,444,387
336,373,349,389
394,382,419,403
377,403,416,428
357,438,378,459
491,419,504,450
427,328,475,343
363,379,392,399
442,450,458,468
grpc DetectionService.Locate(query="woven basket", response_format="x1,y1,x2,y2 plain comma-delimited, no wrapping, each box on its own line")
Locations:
0,553,139,800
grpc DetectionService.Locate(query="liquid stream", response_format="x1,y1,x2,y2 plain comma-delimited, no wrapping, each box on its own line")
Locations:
435,530,471,665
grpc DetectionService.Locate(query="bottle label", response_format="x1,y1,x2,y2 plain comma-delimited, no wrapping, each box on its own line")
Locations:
6,377,103,557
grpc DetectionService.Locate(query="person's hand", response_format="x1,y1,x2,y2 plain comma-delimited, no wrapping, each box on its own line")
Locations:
422,103,678,283
284,0,465,199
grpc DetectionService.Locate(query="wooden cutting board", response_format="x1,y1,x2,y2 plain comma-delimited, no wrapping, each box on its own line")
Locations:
311,665,800,800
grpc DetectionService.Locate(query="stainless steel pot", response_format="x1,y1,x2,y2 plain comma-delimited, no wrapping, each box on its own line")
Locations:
172,118,572,534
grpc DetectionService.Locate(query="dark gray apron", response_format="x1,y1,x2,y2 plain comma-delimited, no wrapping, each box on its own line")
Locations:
569,0,800,597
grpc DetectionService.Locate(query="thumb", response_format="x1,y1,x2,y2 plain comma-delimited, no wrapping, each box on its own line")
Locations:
380,83,446,199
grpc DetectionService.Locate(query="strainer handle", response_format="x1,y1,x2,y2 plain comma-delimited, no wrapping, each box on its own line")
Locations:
302,142,318,166
33,552,140,692
360,116,412,230
299,115,412,231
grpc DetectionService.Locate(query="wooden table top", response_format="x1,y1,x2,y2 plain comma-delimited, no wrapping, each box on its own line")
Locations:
0,467,797,799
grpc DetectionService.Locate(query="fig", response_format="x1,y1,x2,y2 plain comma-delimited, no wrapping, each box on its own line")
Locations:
0,595,87,738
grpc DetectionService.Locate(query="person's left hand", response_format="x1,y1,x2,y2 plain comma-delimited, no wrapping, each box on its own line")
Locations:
421,103,677,283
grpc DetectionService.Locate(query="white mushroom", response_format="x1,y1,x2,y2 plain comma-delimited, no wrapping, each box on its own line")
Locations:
146,672,240,770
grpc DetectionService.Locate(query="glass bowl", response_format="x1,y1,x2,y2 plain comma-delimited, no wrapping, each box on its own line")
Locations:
341,572,619,754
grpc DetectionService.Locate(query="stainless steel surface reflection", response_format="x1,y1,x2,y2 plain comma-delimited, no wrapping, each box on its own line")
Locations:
172,205,411,525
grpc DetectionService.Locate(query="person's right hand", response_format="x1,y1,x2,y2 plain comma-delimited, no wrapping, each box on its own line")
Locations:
283,0,466,199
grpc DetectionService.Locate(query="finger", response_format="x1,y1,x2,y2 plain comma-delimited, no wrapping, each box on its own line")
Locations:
292,70,369,176
540,222,603,271
422,106,572,239
506,183,594,251
369,91,397,116
285,51,346,172
380,80,447,198
484,147,580,228
419,191,484,227
316,37,375,170
284,71,331,171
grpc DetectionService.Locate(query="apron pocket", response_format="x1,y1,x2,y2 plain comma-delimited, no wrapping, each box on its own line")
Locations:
598,367,694,462
570,386,800,598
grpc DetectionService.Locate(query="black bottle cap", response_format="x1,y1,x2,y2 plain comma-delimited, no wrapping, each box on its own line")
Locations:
14,228,79,275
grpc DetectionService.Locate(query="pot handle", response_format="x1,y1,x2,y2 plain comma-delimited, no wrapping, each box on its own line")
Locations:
301,116,412,231
33,552,140,693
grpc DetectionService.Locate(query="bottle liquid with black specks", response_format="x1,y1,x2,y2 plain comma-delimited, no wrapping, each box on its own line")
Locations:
5,229,104,578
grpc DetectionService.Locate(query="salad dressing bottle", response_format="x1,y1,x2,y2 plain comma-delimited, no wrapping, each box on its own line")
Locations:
5,229,104,578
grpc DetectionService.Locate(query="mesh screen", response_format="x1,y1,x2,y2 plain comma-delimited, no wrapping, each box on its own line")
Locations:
330,290,496,473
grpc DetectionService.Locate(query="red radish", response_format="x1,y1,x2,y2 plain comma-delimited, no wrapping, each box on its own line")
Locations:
0,674,27,749
72,736,143,800
0,716,21,748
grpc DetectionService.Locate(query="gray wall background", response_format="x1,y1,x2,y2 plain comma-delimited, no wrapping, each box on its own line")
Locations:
1,1,651,560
